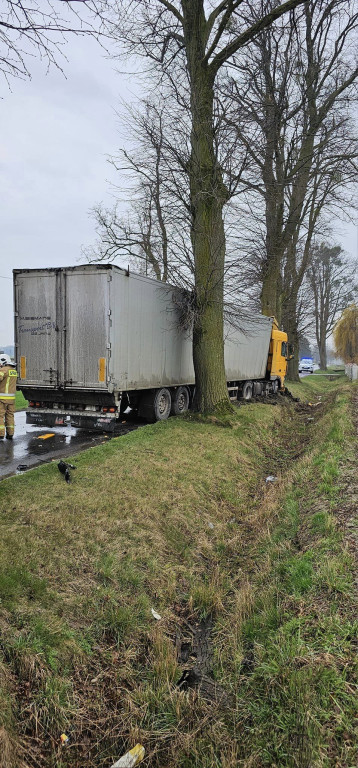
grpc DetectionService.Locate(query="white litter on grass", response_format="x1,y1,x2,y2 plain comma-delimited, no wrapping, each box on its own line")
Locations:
207,521,215,529
151,608,162,621
265,475,277,484
110,744,145,768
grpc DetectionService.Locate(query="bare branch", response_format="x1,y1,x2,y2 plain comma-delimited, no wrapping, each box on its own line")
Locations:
210,0,306,74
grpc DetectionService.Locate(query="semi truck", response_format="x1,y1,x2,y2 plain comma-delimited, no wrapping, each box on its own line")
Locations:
14,264,290,430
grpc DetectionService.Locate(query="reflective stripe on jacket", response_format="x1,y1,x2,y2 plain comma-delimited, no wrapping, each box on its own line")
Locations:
0,366,17,401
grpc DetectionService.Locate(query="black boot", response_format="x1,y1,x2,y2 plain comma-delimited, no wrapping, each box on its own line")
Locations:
6,434,13,440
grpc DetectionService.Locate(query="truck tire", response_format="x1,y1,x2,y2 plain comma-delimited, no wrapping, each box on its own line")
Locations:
171,386,190,416
272,379,279,394
139,388,172,422
241,381,253,401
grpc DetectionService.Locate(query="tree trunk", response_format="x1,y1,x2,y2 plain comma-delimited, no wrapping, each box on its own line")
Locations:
287,326,300,381
260,93,284,323
319,341,327,370
191,170,229,411
261,250,282,321
282,301,300,382
183,0,231,413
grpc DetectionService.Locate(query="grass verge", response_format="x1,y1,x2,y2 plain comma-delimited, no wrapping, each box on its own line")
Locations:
15,390,28,410
0,376,357,767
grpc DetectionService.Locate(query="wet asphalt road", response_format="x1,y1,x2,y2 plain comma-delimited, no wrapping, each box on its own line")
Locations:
0,411,142,481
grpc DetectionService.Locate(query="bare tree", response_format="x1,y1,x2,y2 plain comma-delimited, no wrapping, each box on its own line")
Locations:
306,243,358,370
0,0,108,86
220,0,358,384
86,97,195,285
96,0,307,413
225,0,358,321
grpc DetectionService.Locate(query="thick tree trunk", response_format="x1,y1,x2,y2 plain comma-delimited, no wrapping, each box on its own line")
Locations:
260,125,284,322
319,342,327,370
282,302,300,382
191,185,229,412
261,250,282,322
287,325,300,381
183,0,231,413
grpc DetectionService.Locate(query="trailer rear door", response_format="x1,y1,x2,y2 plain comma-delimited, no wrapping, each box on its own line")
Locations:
15,271,60,388
63,268,110,389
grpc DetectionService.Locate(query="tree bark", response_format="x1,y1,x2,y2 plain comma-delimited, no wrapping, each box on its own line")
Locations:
318,342,327,370
286,317,300,381
183,0,231,412
282,281,300,382
261,249,283,322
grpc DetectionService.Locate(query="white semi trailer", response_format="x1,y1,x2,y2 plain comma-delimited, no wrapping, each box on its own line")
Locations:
14,264,289,430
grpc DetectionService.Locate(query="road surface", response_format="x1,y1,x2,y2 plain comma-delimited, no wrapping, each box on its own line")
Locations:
0,411,142,481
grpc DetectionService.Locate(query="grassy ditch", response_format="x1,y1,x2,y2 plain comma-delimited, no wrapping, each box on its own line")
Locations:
0,377,357,767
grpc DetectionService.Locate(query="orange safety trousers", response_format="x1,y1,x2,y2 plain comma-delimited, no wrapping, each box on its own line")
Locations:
0,400,15,437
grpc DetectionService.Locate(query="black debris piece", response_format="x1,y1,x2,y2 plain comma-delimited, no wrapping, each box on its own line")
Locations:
58,460,76,483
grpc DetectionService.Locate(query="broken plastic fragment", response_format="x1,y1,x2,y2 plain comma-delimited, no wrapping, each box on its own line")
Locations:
60,733,69,745
151,608,162,621
110,743,145,768
207,521,215,529
265,475,277,483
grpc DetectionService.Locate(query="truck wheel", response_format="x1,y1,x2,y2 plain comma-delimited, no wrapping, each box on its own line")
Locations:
139,388,172,422
241,381,253,401
171,386,189,416
272,379,279,394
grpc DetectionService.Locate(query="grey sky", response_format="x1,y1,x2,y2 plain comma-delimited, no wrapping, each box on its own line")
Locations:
0,34,133,345
0,32,357,346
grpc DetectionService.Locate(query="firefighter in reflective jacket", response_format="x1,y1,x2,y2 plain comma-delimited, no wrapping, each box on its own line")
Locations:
0,354,18,439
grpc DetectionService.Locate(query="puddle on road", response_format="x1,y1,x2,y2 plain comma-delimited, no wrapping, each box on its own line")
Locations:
0,412,104,478
28,432,67,455
0,411,142,479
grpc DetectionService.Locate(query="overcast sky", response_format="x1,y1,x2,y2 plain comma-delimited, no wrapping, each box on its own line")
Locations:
0,34,134,345
0,32,357,346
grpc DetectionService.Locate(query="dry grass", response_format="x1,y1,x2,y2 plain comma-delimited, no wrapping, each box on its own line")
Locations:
0,379,357,767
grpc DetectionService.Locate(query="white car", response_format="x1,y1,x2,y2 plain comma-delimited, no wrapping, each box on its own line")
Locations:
299,359,314,374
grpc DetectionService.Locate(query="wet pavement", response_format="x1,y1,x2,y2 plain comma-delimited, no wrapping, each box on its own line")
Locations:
0,411,142,481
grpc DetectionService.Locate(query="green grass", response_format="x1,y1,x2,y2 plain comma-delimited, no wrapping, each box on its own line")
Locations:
15,390,28,410
0,376,357,767
287,371,348,401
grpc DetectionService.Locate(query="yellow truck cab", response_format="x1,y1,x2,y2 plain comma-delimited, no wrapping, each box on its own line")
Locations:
267,321,290,390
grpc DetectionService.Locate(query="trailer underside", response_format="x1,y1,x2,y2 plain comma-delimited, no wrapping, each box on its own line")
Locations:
21,375,282,431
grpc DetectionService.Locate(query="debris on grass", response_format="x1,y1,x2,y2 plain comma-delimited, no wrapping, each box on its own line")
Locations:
57,460,76,483
110,744,145,768
151,608,162,621
265,475,277,483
